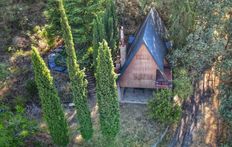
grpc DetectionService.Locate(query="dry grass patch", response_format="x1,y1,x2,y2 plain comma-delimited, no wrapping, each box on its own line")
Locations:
68,103,167,147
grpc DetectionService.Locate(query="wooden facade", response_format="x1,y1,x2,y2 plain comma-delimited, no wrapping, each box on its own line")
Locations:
119,44,158,89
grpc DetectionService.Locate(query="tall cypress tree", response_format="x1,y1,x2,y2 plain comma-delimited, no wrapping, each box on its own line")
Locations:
96,40,120,139
103,0,118,58
92,15,105,68
58,0,93,140
31,46,69,146
92,0,118,62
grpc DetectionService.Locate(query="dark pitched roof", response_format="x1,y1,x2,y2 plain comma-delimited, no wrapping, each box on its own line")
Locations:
119,9,169,79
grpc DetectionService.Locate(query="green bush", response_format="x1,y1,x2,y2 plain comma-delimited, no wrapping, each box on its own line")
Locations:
148,89,181,125
0,105,38,147
173,68,193,100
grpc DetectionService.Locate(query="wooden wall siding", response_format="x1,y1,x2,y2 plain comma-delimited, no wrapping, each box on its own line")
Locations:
119,43,158,89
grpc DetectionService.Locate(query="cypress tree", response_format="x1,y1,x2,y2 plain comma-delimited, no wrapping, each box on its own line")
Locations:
92,0,118,62
31,46,69,146
92,15,105,68
96,40,120,139
58,0,93,140
102,0,118,58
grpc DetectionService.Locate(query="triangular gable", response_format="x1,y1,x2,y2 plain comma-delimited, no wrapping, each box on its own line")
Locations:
119,9,169,80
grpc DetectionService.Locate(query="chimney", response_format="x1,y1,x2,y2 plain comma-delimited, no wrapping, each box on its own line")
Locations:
119,26,126,67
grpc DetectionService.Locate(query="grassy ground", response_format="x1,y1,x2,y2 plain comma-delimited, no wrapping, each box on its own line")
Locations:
66,103,167,147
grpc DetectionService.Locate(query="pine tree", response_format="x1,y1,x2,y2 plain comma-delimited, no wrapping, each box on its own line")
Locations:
96,40,120,139
58,0,93,140
31,46,69,146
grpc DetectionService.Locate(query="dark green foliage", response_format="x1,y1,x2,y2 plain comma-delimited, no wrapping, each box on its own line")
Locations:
92,0,118,62
218,39,232,127
0,105,37,147
31,46,69,146
148,89,181,125
102,0,118,58
58,0,93,140
168,0,197,48
220,88,232,126
25,79,38,97
167,0,231,144
173,68,193,99
96,40,120,139
169,0,231,79
79,47,94,71
45,0,61,38
64,0,104,48
92,15,105,67
46,0,105,49
0,63,9,81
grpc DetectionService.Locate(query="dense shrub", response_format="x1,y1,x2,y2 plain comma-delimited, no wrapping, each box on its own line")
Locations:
96,40,120,139
173,68,193,100
58,0,93,140
148,89,181,125
31,46,69,146
0,105,37,147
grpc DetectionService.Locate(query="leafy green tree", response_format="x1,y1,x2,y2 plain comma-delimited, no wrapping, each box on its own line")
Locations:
31,46,69,146
168,0,197,48
96,40,120,139
167,0,231,144
58,0,93,140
